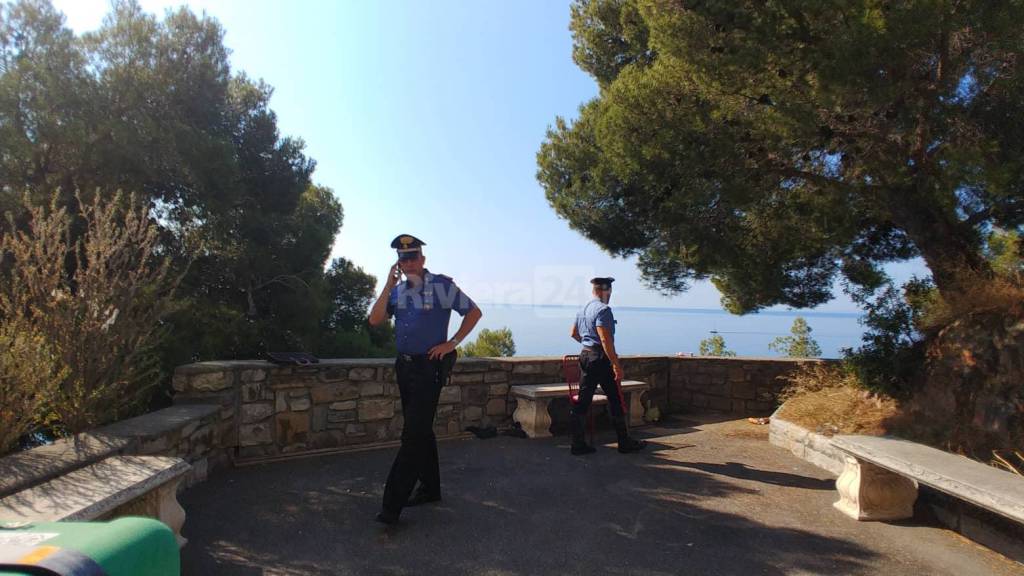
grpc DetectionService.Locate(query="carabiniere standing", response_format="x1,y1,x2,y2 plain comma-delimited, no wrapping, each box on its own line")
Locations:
368,234,482,525
569,277,646,455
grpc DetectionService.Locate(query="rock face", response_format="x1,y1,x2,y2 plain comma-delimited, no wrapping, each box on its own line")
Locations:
910,304,1024,453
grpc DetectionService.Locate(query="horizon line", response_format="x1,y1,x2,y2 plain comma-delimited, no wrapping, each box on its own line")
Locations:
472,302,863,317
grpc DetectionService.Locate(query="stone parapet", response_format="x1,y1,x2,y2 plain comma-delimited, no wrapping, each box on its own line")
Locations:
175,359,514,460
669,356,829,416
173,355,827,459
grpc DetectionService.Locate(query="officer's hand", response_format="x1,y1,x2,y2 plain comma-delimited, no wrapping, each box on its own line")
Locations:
428,340,457,360
613,363,625,382
385,261,401,289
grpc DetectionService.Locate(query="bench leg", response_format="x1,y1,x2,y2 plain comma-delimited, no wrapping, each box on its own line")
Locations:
110,476,188,548
628,391,644,427
834,455,917,521
512,397,552,438
157,477,188,548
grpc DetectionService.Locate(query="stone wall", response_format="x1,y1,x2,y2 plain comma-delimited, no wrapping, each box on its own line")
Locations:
173,359,516,459
668,356,825,415
172,355,825,459
0,355,825,499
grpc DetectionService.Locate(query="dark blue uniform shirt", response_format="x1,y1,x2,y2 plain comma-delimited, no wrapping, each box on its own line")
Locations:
387,270,476,355
576,299,614,348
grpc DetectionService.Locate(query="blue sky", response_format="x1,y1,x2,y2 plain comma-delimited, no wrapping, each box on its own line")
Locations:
53,0,926,312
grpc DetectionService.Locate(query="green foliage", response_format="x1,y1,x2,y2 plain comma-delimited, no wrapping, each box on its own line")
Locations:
843,280,930,398
843,225,1021,398
0,322,66,455
986,228,1023,277
539,0,1024,312
769,317,822,358
0,0,387,392
459,327,516,358
318,257,395,358
698,334,735,357
321,325,396,359
322,258,376,332
570,0,653,88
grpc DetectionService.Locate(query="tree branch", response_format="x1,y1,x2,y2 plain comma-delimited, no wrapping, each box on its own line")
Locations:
765,161,865,197
964,207,991,227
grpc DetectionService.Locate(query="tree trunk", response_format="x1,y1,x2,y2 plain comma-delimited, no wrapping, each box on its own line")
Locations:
891,193,991,301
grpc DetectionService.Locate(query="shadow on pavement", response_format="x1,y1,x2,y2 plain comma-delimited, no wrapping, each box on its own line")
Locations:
181,432,881,576
664,460,836,491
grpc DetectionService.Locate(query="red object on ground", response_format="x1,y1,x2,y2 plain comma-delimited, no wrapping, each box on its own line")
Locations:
564,354,581,403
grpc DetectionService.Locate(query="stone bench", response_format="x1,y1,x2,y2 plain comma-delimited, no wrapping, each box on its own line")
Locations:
0,404,221,499
511,380,649,439
831,435,1024,525
0,455,190,548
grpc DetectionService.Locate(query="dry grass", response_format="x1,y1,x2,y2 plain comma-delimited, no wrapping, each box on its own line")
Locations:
919,271,1024,331
992,450,1024,476
776,363,899,437
776,269,1023,474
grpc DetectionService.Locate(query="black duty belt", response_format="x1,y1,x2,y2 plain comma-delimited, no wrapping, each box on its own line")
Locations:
397,352,457,387
581,346,603,355
398,352,457,363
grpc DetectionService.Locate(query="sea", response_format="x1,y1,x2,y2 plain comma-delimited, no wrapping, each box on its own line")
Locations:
453,304,866,359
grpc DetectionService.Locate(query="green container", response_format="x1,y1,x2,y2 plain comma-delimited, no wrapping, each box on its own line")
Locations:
0,517,179,576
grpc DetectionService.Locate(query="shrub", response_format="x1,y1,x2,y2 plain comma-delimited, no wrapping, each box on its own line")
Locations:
0,192,181,435
843,280,929,398
769,317,822,358
0,322,68,455
459,327,515,357
698,334,735,357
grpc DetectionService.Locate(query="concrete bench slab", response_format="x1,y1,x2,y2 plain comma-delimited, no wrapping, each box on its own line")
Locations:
0,405,219,498
831,435,1024,524
0,433,131,499
0,455,190,547
511,380,648,438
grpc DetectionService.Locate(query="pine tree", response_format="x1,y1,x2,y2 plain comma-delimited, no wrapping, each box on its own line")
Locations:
770,317,822,358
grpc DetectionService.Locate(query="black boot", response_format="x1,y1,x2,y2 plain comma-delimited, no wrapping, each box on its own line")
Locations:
375,508,400,525
406,486,441,507
570,411,595,455
614,417,646,454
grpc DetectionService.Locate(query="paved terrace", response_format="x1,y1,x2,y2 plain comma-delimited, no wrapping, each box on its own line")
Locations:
180,415,1023,575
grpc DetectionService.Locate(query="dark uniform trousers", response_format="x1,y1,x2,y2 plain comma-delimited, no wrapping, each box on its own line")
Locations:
382,351,455,514
571,348,629,444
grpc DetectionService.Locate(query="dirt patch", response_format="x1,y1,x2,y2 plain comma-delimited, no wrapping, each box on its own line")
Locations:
724,428,769,440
